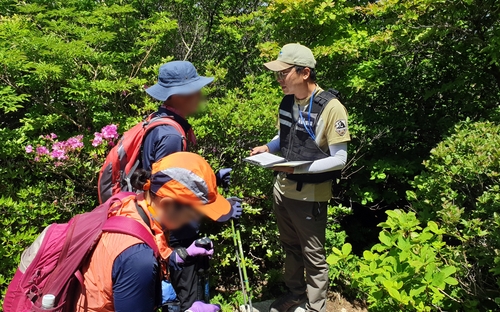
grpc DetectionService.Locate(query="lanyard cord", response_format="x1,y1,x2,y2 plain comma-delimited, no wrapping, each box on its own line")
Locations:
299,88,316,140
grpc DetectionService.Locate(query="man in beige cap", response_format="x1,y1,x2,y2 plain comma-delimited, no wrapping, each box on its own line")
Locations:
251,43,350,312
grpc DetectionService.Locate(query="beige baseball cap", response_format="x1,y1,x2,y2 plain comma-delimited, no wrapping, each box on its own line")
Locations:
264,43,316,72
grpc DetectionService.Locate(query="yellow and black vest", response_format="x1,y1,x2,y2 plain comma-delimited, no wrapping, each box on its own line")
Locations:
279,89,341,186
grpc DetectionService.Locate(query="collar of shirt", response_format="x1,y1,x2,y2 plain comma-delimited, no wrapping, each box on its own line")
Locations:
295,86,324,110
156,106,197,146
157,106,191,132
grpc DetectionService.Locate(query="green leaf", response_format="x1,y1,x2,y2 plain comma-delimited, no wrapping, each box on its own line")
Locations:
326,254,340,265
397,236,411,251
417,232,434,243
379,231,393,246
342,243,352,256
387,287,401,301
431,272,446,289
331,247,342,256
427,221,444,234
441,266,456,278
363,250,375,261
444,277,458,286
409,285,427,298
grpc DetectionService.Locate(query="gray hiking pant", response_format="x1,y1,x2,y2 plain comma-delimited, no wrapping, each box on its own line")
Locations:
273,190,328,312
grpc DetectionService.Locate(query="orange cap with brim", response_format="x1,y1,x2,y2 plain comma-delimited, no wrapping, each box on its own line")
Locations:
149,152,230,221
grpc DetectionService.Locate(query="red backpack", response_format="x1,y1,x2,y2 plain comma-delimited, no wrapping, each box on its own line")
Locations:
3,192,158,312
98,114,186,204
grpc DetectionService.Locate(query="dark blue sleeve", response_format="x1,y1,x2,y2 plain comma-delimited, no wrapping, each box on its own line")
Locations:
112,244,159,312
142,125,184,171
168,222,200,247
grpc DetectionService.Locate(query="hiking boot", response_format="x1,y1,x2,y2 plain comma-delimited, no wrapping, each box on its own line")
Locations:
269,293,307,312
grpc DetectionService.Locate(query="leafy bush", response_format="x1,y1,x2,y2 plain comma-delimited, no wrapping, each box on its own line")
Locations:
330,210,460,312
409,121,500,309
0,127,120,296
2,0,500,309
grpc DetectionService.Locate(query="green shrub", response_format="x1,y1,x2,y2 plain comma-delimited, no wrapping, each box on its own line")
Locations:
409,121,500,309
2,0,500,309
329,210,460,312
192,74,284,301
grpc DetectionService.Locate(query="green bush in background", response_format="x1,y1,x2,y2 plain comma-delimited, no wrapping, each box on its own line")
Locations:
330,210,459,312
409,122,500,310
1,0,500,310
329,123,500,311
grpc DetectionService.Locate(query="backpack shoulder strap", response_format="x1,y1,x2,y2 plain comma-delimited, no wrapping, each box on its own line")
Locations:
144,116,187,151
313,89,337,111
102,216,159,258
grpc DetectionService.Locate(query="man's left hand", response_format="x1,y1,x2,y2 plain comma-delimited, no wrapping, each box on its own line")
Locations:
272,166,295,173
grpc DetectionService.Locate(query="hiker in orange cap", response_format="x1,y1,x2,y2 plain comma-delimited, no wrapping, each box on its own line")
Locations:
75,152,229,312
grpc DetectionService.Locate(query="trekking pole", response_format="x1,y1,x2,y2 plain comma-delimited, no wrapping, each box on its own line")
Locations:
232,220,253,312
195,237,212,303
231,219,250,311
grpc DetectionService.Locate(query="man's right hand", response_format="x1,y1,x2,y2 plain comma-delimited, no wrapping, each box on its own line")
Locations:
250,145,269,156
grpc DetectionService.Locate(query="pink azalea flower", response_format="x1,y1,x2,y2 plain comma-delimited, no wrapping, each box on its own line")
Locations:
101,124,119,140
66,135,84,150
54,161,64,167
41,133,57,140
34,156,40,162
25,145,33,153
52,141,66,151
51,149,67,160
36,146,49,155
92,132,103,147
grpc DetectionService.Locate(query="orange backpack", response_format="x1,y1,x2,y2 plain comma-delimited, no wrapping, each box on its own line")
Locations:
98,115,186,204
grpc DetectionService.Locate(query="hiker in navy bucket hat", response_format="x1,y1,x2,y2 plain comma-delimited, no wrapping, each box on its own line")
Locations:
141,61,243,310
146,61,214,101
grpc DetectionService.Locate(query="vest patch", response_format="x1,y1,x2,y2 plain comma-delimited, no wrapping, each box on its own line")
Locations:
335,119,347,136
296,112,319,132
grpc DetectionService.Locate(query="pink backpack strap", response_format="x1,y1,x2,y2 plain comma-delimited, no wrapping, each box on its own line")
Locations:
102,216,159,258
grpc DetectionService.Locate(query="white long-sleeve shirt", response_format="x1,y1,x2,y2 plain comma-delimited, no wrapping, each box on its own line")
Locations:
266,136,347,174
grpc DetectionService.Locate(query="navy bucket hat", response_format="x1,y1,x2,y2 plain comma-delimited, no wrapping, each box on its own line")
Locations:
146,61,214,101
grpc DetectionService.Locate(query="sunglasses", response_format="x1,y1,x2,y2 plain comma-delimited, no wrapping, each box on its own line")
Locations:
274,68,294,81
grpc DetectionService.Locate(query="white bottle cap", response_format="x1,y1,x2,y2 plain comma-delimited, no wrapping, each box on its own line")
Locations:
41,294,55,309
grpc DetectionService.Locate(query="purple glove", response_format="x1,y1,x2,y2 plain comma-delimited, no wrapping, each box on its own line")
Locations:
186,301,221,312
217,197,243,222
215,168,232,189
175,239,214,265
